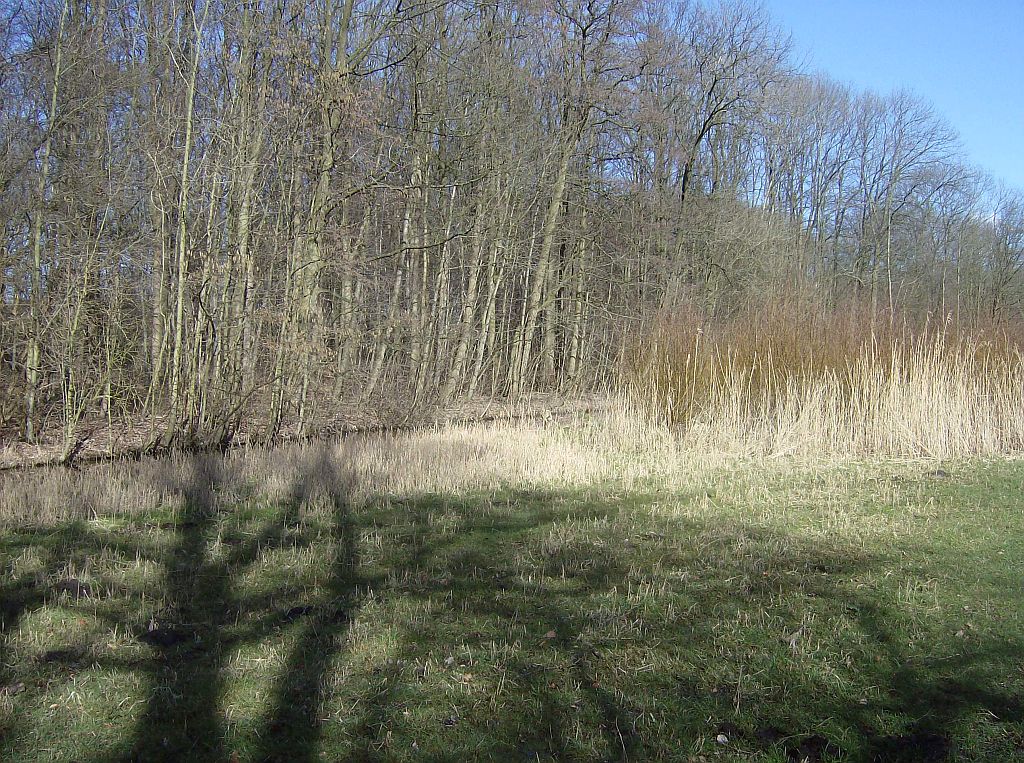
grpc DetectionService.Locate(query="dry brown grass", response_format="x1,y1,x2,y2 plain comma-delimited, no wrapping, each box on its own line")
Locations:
0,392,603,470
2,399,806,528
623,298,1024,459
0,413,646,526
3,331,1022,527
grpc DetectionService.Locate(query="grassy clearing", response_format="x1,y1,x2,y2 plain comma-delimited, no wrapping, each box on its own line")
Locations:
1,419,1022,761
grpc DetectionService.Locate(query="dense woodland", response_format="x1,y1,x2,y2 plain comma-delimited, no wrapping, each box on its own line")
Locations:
2,0,1023,453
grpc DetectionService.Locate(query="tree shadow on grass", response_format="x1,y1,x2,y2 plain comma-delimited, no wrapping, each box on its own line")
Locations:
127,454,231,761
2,444,349,757
126,446,371,762
0,535,62,746
318,491,682,761
1,471,1023,762
1,447,358,762
0,516,171,752
332,492,1024,762
254,447,363,763
853,596,1024,762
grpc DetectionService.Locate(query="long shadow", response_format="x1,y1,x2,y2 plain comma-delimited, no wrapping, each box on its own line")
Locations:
2,445,369,762
853,596,1024,762
332,491,1024,762
2,473,1023,761
0,454,343,762
335,490,649,761
126,454,231,762
254,446,362,763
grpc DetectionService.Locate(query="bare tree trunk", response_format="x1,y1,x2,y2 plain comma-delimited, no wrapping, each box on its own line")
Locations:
168,0,209,431
23,0,70,442
509,127,580,398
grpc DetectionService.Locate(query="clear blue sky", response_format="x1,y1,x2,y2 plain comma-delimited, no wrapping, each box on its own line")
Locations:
762,0,1024,190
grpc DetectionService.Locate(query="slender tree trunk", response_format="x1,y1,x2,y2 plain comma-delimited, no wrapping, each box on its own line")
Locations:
23,0,70,442
510,126,580,397
169,0,209,430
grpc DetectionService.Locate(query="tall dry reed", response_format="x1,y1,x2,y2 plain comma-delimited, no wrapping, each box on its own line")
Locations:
623,299,1024,458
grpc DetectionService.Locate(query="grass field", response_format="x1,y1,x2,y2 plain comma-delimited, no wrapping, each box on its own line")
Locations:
1,417,1022,761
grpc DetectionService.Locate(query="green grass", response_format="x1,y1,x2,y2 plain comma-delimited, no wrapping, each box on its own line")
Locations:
1,455,1023,762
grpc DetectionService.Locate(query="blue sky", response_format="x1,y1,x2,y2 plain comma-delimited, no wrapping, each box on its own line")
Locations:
762,0,1024,190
